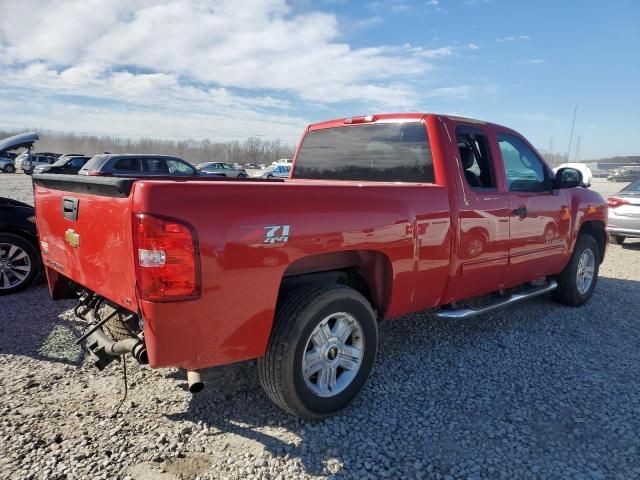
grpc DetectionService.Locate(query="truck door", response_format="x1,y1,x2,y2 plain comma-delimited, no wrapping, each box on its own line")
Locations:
451,125,510,301
496,132,570,287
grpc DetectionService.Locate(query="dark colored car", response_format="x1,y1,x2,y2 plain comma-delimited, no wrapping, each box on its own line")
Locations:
607,169,640,182
77,154,222,178
0,198,40,295
33,155,90,175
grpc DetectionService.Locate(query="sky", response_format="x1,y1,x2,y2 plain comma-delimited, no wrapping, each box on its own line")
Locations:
0,0,638,159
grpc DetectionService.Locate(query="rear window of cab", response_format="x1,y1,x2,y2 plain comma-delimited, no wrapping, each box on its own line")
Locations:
293,122,435,183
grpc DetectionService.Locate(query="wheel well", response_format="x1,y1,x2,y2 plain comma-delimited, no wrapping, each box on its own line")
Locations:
578,220,606,263
0,228,38,249
278,250,393,318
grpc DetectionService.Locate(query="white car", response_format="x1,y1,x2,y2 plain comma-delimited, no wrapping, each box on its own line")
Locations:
553,162,592,187
261,164,291,179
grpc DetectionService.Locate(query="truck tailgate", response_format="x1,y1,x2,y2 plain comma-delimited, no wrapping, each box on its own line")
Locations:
33,175,138,309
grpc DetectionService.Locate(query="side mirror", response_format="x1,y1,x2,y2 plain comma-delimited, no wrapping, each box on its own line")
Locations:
554,167,582,189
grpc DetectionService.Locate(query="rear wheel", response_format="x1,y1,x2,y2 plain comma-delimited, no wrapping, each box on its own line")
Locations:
238,173,248,178
3,164,15,173
0,234,40,295
258,284,378,419
609,235,625,245
553,234,600,306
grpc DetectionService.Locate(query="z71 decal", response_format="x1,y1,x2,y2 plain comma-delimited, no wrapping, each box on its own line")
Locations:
264,225,290,244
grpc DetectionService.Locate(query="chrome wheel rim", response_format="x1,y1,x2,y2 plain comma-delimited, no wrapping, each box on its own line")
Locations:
302,312,364,398
0,243,32,289
576,248,595,295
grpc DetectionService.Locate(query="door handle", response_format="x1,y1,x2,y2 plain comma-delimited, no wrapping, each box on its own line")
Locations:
512,206,527,216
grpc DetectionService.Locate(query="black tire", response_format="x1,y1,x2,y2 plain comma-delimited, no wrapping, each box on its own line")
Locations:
238,173,248,178
4,164,15,173
553,234,600,306
0,233,41,296
258,284,378,420
609,235,625,245
266,174,274,179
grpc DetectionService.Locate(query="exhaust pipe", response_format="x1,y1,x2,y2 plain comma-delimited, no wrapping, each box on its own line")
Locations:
187,370,204,393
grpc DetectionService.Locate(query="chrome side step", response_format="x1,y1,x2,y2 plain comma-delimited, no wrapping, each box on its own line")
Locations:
436,279,558,319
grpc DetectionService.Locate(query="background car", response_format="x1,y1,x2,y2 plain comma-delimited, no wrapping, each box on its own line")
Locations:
197,162,248,178
77,154,223,177
19,151,60,174
0,154,16,173
607,179,640,245
0,132,40,174
33,154,90,175
608,169,640,182
0,197,40,295
261,164,291,179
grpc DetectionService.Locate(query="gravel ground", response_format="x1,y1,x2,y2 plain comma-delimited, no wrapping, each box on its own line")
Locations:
1,173,640,480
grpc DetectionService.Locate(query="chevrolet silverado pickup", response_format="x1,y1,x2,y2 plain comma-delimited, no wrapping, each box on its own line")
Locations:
33,113,608,419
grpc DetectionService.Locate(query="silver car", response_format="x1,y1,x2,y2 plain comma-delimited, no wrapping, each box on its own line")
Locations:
0,155,15,173
608,179,640,244
197,162,248,178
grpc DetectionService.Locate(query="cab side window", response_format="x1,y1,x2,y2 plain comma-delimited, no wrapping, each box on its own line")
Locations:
456,128,496,189
498,134,548,192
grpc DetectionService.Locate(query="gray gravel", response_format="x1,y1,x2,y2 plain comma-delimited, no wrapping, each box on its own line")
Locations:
1,173,640,479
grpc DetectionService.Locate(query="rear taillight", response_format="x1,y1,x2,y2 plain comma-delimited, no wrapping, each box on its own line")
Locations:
133,213,200,302
607,197,630,208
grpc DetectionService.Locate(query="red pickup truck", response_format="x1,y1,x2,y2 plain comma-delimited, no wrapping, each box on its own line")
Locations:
33,113,607,419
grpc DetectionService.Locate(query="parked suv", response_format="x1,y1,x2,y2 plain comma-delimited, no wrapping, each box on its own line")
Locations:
77,154,220,177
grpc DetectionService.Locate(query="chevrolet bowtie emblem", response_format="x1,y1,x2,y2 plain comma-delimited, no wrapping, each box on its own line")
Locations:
65,229,80,248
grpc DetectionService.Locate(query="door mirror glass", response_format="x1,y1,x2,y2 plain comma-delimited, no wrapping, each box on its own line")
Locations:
554,167,582,189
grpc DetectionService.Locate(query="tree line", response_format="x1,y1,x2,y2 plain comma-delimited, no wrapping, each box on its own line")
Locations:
0,130,296,166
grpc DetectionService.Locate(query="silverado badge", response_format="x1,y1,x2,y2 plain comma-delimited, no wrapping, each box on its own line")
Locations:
65,229,80,248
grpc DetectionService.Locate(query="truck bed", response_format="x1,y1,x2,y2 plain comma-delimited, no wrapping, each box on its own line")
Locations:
33,174,451,369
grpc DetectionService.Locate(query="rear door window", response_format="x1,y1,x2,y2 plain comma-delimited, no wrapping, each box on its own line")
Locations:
142,158,170,174
456,127,496,189
114,158,141,172
293,122,434,183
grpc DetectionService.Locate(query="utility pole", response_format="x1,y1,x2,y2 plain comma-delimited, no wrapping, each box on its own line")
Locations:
566,106,577,163
549,138,556,166
574,136,582,163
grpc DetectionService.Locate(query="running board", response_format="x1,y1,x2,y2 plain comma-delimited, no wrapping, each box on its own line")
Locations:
436,279,558,319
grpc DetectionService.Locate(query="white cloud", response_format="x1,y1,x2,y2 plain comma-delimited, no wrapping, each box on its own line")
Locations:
0,0,428,105
0,0,481,140
496,35,531,42
515,59,546,65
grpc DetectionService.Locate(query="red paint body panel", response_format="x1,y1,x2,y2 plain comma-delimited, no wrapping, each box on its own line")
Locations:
33,113,607,371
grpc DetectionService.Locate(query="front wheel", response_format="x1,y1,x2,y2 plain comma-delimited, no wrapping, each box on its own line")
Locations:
258,284,378,420
4,164,15,173
553,234,600,306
